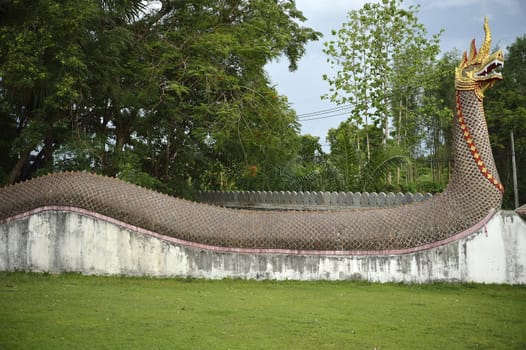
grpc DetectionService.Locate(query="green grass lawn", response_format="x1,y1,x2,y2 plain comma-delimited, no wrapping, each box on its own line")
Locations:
0,272,525,350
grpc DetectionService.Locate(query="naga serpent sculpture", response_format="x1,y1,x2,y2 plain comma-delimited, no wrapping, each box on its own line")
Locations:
0,19,504,253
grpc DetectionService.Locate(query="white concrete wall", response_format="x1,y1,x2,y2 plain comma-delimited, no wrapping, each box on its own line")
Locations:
0,209,525,283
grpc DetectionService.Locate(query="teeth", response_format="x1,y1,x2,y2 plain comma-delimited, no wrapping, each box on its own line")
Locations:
476,59,503,78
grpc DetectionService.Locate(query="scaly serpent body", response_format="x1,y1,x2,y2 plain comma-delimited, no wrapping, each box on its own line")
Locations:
0,19,504,252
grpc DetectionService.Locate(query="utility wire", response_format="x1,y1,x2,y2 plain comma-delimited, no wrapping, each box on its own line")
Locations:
299,109,353,121
296,69,454,122
297,104,354,118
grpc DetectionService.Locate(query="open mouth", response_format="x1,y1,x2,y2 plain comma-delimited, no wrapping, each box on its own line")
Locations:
475,59,504,79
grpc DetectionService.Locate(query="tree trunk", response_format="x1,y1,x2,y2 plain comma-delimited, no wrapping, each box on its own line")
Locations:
7,150,31,184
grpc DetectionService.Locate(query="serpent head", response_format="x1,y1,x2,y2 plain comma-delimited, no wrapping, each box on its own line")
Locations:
455,17,504,100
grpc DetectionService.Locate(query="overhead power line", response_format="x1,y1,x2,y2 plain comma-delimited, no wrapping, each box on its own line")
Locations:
296,69,455,122
299,109,354,121
297,103,354,119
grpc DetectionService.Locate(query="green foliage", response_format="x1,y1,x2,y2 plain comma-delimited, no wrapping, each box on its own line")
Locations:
325,122,410,192
1,0,522,200
359,145,410,191
486,35,526,208
0,0,98,182
320,0,446,192
321,1,522,199
326,122,364,190
322,0,442,151
0,0,321,197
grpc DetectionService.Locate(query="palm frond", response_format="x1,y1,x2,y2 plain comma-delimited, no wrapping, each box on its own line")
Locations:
99,0,147,22
360,148,410,191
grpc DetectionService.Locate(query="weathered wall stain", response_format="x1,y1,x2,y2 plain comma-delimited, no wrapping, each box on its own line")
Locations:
1,210,524,283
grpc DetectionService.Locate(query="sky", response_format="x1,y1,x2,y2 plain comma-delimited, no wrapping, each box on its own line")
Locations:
265,0,526,149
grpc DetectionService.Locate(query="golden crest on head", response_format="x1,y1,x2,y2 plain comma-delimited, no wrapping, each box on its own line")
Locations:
455,17,504,100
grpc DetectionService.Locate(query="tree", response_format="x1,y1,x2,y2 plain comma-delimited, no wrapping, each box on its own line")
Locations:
0,0,153,184
486,35,526,208
135,0,319,194
326,122,364,190
415,50,458,188
326,122,409,192
321,0,440,190
0,0,321,197
322,0,441,155
0,1,98,184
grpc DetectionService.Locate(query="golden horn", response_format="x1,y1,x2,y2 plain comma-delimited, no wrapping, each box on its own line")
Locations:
479,17,491,58
468,39,477,61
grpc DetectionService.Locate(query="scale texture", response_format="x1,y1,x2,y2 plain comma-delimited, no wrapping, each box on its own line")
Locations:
0,20,504,251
